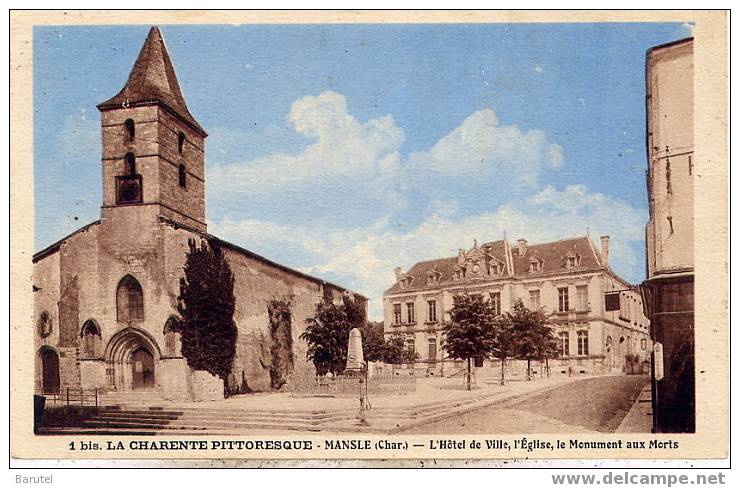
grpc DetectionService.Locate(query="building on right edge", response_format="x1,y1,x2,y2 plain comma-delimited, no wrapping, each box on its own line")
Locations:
641,37,695,433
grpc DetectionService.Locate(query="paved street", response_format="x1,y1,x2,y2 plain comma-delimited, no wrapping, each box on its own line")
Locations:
404,375,649,434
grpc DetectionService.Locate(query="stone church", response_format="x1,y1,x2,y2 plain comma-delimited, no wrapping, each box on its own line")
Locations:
33,27,365,401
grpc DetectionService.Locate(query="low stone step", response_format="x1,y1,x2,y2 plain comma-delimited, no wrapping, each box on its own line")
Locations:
95,412,182,420
82,419,321,432
89,417,176,426
95,408,353,423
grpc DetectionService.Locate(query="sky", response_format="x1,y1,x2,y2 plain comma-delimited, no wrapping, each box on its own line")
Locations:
34,23,692,319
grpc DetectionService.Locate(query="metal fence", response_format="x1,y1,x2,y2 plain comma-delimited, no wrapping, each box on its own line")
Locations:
286,369,416,396
35,388,99,407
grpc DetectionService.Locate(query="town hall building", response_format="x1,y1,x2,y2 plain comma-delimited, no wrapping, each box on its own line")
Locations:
384,236,650,378
33,27,364,401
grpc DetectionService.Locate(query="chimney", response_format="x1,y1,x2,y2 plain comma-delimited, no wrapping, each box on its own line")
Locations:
600,236,610,267
394,267,403,282
458,248,466,265
516,239,528,257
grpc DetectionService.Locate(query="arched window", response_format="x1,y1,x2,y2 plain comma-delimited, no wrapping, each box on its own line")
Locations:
163,317,181,357
124,152,136,175
178,164,187,188
116,275,144,322
80,320,101,359
124,119,135,142
178,132,186,154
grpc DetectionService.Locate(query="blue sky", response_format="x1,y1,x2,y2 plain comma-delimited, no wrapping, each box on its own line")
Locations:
34,23,691,319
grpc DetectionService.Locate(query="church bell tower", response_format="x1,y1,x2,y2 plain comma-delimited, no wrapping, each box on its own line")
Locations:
97,26,208,231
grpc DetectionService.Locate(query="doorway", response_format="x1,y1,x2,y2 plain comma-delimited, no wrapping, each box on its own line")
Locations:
40,347,60,394
131,347,155,389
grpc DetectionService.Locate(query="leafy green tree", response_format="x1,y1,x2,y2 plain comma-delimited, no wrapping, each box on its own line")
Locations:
505,299,556,381
300,294,365,376
177,239,238,397
361,321,386,363
492,313,517,386
541,330,561,378
442,294,498,390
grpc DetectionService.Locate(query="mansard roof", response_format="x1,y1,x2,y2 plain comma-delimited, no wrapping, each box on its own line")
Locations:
385,236,605,295
510,236,602,275
97,26,207,137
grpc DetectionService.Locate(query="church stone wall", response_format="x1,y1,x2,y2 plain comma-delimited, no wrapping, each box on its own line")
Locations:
101,106,160,208
155,108,206,228
33,250,61,391
160,225,359,394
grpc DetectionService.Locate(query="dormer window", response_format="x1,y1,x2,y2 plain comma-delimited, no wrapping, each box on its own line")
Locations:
565,253,581,268
399,276,414,289
489,260,504,276
529,258,543,273
454,266,466,280
426,269,441,286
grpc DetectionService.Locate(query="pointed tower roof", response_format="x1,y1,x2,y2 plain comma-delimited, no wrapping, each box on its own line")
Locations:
97,27,207,136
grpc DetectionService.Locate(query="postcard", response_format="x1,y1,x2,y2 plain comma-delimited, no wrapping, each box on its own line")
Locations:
9,10,728,465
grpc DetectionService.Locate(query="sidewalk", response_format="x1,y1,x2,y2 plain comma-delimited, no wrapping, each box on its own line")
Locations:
147,375,592,434
42,374,595,435
615,384,653,433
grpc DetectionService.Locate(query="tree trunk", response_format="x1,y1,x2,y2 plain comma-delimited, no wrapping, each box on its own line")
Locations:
527,358,531,381
500,357,505,386
467,357,472,391
545,357,550,378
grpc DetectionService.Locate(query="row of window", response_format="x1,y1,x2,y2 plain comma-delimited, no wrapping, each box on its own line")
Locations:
557,330,590,356
124,118,187,154
37,275,147,335
391,285,590,325
398,331,648,363
117,119,189,205
403,338,437,361
393,300,437,325
76,317,180,359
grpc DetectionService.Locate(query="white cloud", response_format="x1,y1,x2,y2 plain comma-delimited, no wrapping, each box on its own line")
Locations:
208,91,404,196
203,91,644,320
405,109,564,187
211,184,646,320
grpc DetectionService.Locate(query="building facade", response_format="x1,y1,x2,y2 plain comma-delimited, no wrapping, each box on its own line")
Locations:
641,38,695,433
384,236,649,378
33,27,364,402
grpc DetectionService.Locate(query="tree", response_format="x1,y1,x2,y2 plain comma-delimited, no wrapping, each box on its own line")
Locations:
300,294,365,376
177,239,238,397
541,330,561,378
381,336,416,364
491,313,517,386
361,321,386,363
504,299,556,381
360,322,416,365
442,294,498,390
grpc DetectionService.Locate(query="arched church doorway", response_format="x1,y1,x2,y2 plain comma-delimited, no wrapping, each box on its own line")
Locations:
131,347,155,389
105,327,161,392
39,347,60,394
